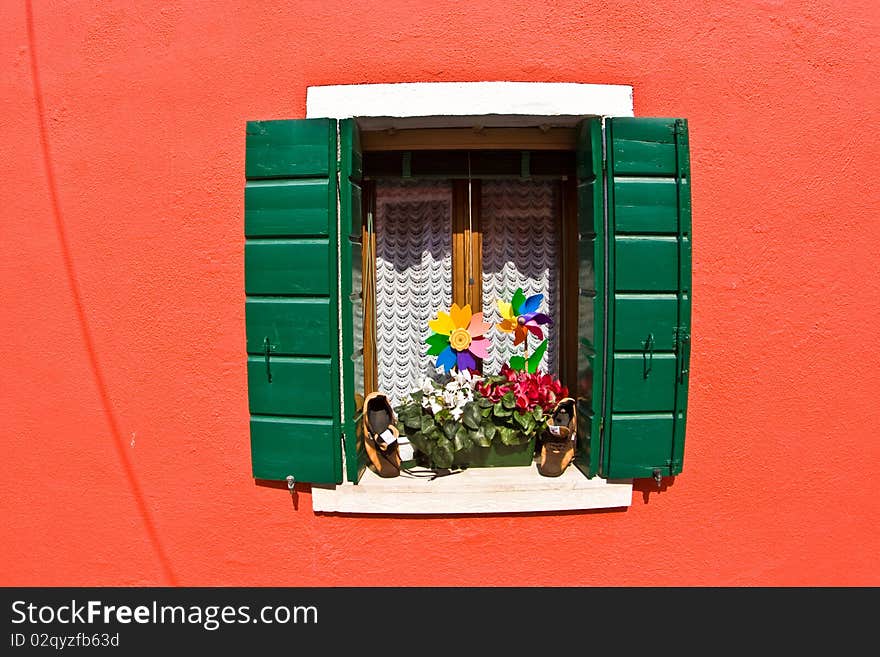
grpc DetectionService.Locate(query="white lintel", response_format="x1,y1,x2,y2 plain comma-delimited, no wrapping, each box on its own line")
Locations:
306,81,634,130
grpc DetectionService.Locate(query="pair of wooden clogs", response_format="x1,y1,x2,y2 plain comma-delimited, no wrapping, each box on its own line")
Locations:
361,392,578,478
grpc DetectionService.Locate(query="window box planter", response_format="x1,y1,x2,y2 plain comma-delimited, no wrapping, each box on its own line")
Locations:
452,436,536,468
401,433,536,470
402,434,536,470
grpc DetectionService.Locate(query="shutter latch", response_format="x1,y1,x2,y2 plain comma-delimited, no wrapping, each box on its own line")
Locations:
678,330,691,383
642,333,654,379
264,337,273,383
652,468,663,488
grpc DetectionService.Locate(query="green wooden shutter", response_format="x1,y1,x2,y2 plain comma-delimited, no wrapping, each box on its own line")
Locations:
338,119,367,483
573,118,605,478
245,118,363,484
602,117,692,480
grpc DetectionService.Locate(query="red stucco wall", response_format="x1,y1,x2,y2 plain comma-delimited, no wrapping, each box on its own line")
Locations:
2,0,878,586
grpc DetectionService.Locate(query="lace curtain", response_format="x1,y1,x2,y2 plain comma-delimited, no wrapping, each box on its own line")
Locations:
374,180,453,406
481,180,560,377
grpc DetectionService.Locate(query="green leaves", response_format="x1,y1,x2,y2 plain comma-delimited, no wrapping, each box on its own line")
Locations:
513,410,537,435
526,339,548,374
496,425,526,446
408,431,428,455
508,339,548,373
472,423,493,448
399,406,423,432
461,402,482,431
453,424,473,452
432,436,454,469
493,401,512,417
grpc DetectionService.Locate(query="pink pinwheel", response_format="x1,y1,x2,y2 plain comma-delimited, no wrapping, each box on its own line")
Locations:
425,303,492,373
495,288,552,347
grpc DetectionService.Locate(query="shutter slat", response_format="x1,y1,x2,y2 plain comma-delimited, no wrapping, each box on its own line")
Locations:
245,298,332,356
245,120,333,178
614,294,677,351
250,417,339,482
614,178,679,233
245,180,332,237
614,236,679,292
607,414,676,477
247,356,335,417
610,354,677,412
244,240,332,295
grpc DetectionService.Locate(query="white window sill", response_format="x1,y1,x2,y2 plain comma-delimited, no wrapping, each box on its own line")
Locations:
311,464,632,515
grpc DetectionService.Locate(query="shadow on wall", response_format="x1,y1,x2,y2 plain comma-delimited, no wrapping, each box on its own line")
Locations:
632,476,677,505
255,478,304,511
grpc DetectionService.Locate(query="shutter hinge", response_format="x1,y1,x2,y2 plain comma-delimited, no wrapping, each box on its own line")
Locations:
673,325,689,351
674,119,684,135
674,326,691,382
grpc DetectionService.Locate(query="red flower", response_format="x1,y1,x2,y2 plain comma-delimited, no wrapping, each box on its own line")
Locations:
479,368,568,413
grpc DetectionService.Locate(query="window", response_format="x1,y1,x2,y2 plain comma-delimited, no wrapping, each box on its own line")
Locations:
363,151,574,405
244,83,691,513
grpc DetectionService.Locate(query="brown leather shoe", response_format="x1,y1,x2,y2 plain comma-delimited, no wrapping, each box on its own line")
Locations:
537,397,577,477
361,392,401,478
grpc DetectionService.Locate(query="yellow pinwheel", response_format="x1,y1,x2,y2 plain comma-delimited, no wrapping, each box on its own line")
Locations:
425,303,492,373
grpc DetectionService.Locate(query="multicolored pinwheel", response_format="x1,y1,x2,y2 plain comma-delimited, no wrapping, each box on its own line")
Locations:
496,288,552,347
425,303,492,373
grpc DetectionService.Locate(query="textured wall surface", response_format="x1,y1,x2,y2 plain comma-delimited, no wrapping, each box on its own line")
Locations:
2,0,878,586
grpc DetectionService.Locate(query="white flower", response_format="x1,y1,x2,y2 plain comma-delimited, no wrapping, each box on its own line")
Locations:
442,389,457,408
429,398,443,415
450,406,464,421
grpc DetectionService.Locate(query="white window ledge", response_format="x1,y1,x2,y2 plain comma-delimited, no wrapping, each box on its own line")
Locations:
311,466,632,515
